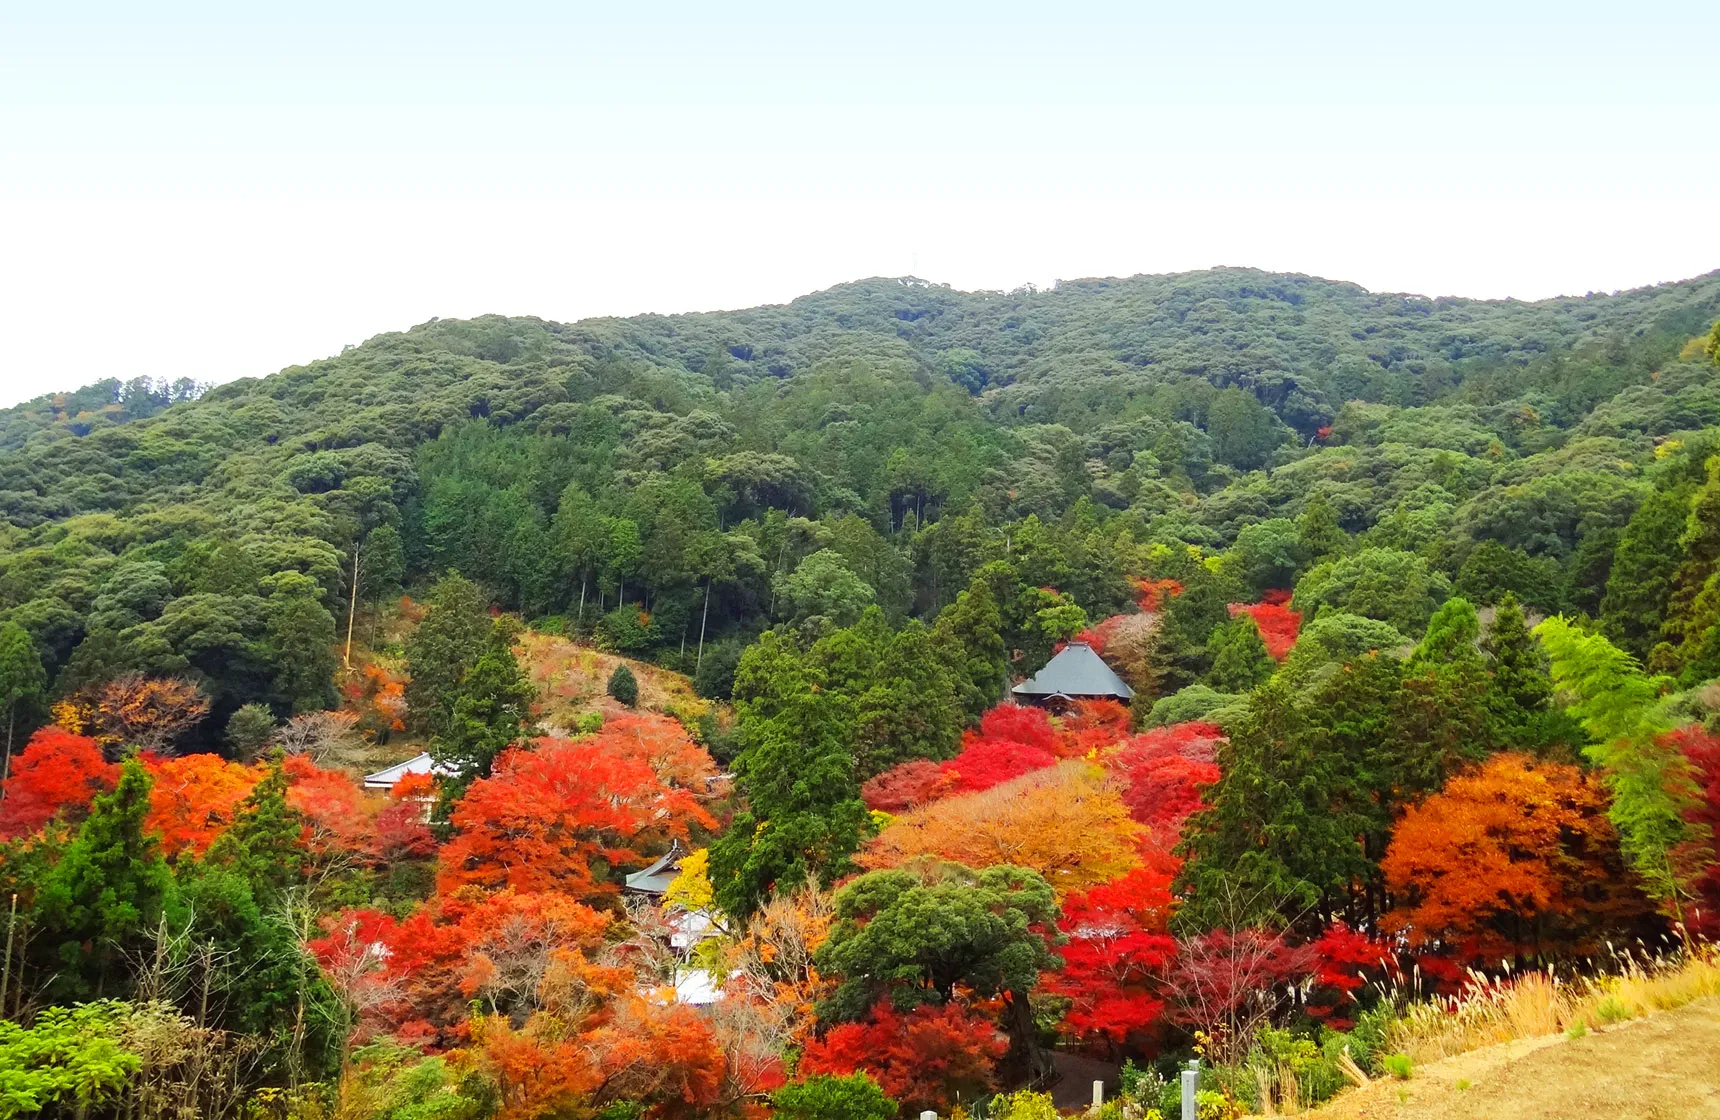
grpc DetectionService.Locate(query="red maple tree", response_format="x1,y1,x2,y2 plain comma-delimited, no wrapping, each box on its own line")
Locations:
1041,860,1178,1050
0,727,117,839
799,1001,1008,1114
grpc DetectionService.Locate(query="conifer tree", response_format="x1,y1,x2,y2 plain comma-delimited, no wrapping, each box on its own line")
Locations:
1601,487,1692,660
931,576,1008,723
404,572,492,739
712,640,870,917
431,620,534,790
1206,614,1274,693
34,759,173,1000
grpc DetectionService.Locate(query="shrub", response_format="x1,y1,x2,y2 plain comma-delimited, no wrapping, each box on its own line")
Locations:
984,1089,1059,1120
1382,1053,1413,1080
771,1073,896,1120
607,664,639,707
574,710,605,734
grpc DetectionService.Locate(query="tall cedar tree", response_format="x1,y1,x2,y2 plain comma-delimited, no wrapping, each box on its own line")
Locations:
712,631,871,916
404,572,492,740
931,575,1009,723
430,619,534,791
1206,614,1274,693
1600,486,1691,661
32,759,173,1000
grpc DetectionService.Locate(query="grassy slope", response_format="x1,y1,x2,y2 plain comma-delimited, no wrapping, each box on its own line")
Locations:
1303,997,1720,1120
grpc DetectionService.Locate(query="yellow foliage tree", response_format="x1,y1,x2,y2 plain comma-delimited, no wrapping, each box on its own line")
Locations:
859,760,1141,893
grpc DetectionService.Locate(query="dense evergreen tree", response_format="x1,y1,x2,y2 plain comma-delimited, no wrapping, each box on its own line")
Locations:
1206,615,1274,693
32,759,173,1000
403,573,492,740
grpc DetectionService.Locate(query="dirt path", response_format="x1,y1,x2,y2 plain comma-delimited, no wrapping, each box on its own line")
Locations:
1305,996,1720,1120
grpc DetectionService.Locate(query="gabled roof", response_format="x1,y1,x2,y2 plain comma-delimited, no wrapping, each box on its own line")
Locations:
624,839,688,895
1011,641,1134,700
361,752,453,790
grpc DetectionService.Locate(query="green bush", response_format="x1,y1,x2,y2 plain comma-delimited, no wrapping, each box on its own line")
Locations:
1382,1053,1414,1080
984,1089,1060,1120
770,1074,896,1120
607,663,639,707
574,710,605,734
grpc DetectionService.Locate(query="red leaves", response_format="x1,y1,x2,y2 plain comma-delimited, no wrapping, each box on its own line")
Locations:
1043,862,1178,1047
1229,594,1301,660
940,737,1057,795
1304,923,1390,1028
1664,724,1720,937
439,737,716,900
0,727,116,839
861,760,953,813
282,753,378,857
800,1001,1007,1114
974,704,1060,755
1134,578,1183,612
1110,722,1224,849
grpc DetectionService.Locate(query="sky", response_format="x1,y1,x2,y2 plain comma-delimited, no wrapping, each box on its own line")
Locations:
2,2,1717,407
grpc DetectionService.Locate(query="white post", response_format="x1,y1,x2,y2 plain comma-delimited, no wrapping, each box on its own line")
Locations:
1181,1064,1199,1120
1093,1080,1104,1109
920,1112,938,1120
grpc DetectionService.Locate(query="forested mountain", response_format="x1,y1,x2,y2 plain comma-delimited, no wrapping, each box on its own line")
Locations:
2,268,1720,1119
4,267,1720,730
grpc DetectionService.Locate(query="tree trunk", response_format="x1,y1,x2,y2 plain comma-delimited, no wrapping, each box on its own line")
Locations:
577,573,588,630
344,539,362,671
1,705,12,803
696,579,712,676
1001,987,1051,1086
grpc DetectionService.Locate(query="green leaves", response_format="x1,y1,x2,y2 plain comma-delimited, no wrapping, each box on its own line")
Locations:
0,1002,139,1119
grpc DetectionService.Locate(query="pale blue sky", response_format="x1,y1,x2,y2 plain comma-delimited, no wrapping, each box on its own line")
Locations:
2,2,1717,404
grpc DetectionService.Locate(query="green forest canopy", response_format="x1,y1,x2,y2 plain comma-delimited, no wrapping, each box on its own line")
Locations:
3,267,1720,736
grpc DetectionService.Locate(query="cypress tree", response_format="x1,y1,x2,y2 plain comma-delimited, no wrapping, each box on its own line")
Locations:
1206,614,1274,692
34,759,173,1000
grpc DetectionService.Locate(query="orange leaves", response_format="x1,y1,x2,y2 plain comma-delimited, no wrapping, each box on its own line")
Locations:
55,673,210,754
439,737,716,900
282,753,378,857
472,1013,605,1120
861,760,1140,893
0,727,116,839
578,711,720,792
1382,753,1648,961
142,753,261,859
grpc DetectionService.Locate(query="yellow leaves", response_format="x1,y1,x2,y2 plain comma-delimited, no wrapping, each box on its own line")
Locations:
860,760,1141,893
664,848,715,914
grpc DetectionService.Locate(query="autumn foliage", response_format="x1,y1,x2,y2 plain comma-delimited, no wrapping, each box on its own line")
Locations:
142,753,261,858
439,736,716,899
799,1001,1008,1113
1041,860,1178,1048
1382,753,1652,963
861,760,1141,892
1229,591,1301,660
1109,722,1225,844
53,673,210,755
0,727,117,839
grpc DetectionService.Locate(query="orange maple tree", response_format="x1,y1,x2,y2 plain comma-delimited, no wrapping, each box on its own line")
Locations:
439,738,716,899
0,727,117,839
1382,753,1651,962
142,753,262,859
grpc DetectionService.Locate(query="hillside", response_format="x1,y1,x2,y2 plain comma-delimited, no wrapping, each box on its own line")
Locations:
1,267,1719,1119
3,267,1720,734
